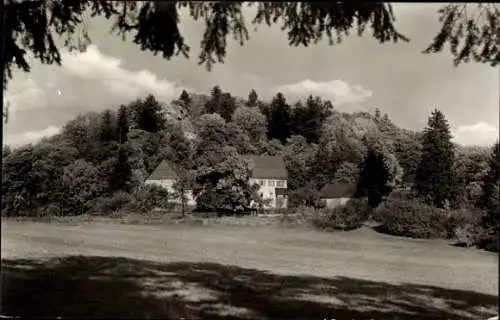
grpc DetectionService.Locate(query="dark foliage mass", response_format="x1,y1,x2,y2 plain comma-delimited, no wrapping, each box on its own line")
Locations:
355,148,391,208
3,1,408,88
477,142,500,251
313,198,371,231
414,109,455,208
4,2,498,92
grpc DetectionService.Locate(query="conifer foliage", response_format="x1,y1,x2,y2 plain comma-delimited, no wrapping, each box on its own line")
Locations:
414,109,455,208
479,142,500,243
108,147,133,193
117,105,129,144
355,148,391,208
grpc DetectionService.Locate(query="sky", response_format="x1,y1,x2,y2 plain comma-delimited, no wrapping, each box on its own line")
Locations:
3,3,499,148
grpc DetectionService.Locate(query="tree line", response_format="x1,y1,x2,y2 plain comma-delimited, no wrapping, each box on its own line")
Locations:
2,87,498,248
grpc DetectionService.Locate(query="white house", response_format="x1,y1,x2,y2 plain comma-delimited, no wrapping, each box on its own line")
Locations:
146,155,288,210
144,160,196,206
246,155,288,209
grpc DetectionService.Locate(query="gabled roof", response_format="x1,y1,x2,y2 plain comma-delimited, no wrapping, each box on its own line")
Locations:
244,155,287,179
319,183,357,198
147,160,178,180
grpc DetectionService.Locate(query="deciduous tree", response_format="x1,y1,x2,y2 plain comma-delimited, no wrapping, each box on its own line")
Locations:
193,146,254,213
232,105,267,146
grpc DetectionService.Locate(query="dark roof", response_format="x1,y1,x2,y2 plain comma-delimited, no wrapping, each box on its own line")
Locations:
319,183,357,198
244,155,287,179
147,160,178,180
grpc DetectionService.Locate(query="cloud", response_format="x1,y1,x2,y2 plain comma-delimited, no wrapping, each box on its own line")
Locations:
3,77,47,119
452,122,499,147
61,45,187,102
273,79,373,105
5,126,61,147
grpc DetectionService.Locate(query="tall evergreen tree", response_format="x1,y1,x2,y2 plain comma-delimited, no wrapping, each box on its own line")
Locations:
135,95,166,133
478,142,499,241
178,90,192,117
179,90,192,108
266,92,292,144
99,109,115,142
117,105,129,144
108,146,133,193
413,109,455,208
291,95,332,144
355,148,392,208
204,85,236,121
205,85,222,115
247,89,259,108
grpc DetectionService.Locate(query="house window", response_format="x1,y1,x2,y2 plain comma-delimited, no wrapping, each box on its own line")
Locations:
259,180,266,186
268,180,275,187
276,180,285,188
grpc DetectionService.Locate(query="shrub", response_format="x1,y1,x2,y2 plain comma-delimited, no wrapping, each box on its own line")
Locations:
454,224,482,248
445,208,484,239
375,198,449,239
39,203,63,217
90,192,135,214
313,198,371,231
134,184,170,213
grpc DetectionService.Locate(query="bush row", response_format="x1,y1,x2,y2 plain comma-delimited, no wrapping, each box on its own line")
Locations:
4,184,179,218
310,189,495,251
312,198,372,231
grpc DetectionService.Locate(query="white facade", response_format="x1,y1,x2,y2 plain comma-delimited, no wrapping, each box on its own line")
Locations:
250,178,288,209
323,197,351,209
145,179,196,206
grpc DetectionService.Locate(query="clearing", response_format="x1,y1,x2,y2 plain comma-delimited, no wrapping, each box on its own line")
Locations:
1,220,498,319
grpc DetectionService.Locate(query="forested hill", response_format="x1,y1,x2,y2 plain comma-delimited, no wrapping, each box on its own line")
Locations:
1,86,493,216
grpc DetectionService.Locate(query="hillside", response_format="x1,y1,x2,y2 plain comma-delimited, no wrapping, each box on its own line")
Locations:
1,86,496,222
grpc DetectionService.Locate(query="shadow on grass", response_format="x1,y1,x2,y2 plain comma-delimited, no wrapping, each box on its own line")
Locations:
1,256,497,319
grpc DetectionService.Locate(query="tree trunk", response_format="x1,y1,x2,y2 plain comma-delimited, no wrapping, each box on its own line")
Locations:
181,188,185,217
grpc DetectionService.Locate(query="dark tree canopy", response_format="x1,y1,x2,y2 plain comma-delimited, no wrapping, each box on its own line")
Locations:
99,110,116,143
423,4,500,67
133,95,166,133
4,1,497,90
108,146,132,193
247,89,259,108
479,142,499,235
414,109,455,208
355,148,392,208
266,92,292,144
204,86,237,122
116,105,129,144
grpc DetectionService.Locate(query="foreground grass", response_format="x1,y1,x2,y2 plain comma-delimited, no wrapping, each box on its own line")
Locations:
1,220,498,319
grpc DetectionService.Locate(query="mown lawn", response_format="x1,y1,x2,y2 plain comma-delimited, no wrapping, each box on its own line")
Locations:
1,220,498,319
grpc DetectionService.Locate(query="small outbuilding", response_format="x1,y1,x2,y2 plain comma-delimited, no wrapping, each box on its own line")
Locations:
319,183,357,209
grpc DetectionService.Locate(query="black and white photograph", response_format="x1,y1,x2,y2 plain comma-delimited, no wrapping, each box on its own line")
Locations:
1,2,499,319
